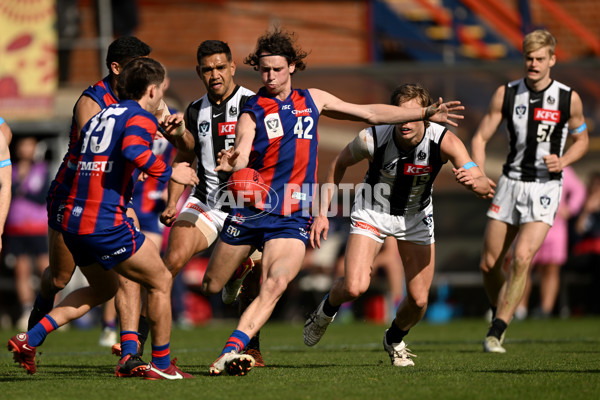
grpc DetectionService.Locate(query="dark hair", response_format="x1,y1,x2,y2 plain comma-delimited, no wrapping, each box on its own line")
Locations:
197,40,232,64
244,27,307,73
391,83,433,127
106,36,152,72
116,58,165,101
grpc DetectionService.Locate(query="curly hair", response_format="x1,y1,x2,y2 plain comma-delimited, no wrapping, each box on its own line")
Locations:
244,27,308,73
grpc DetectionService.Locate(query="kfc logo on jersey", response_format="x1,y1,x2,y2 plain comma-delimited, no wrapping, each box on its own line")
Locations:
534,108,561,123
218,121,237,136
404,164,432,175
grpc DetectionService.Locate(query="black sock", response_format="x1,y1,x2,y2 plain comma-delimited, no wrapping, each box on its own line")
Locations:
322,295,340,318
138,315,150,345
490,306,497,320
247,331,261,351
386,322,409,344
486,318,507,339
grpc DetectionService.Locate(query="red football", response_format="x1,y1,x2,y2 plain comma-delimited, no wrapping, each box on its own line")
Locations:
228,168,267,206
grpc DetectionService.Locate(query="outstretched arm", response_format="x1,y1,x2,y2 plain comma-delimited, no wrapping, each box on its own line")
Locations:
442,130,493,199
310,88,464,127
216,112,256,172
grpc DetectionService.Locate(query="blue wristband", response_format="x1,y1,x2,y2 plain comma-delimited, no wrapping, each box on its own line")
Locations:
0,117,5,125
569,122,586,135
0,158,11,168
462,161,477,170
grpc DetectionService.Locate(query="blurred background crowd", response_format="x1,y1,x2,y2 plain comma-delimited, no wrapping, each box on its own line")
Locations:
0,0,598,343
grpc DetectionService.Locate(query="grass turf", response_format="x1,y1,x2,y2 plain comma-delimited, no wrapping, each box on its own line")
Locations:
2,317,599,400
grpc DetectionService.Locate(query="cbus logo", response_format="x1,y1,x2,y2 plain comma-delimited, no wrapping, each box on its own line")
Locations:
218,121,237,136
534,108,560,123
404,164,432,175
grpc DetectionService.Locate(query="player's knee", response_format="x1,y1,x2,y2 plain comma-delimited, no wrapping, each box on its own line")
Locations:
407,293,428,311
163,250,187,277
344,281,368,300
261,276,288,299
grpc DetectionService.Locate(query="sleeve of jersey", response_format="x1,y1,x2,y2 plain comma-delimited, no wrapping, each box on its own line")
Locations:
122,115,172,183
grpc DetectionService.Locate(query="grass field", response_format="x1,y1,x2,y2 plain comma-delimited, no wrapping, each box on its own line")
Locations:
1,317,599,400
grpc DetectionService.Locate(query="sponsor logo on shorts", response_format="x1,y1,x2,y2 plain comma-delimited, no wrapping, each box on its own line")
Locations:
185,202,213,222
534,108,560,123
226,225,240,237
489,203,500,213
352,220,381,236
101,246,126,260
540,195,551,208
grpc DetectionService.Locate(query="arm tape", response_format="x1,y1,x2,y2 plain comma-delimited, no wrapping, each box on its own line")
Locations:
462,161,477,170
0,158,11,168
569,122,587,135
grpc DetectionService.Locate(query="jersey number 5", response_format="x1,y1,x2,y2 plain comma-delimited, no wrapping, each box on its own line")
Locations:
536,124,554,143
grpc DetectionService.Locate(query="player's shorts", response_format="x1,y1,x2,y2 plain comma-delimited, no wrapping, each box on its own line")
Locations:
136,211,162,235
487,175,561,226
4,235,48,256
176,196,229,247
350,202,435,246
61,218,145,270
220,207,313,250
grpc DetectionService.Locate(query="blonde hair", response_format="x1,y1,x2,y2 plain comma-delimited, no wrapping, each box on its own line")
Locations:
523,29,557,55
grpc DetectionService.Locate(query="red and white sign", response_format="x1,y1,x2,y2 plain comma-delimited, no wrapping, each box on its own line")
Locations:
404,164,432,175
534,108,560,123
218,121,237,136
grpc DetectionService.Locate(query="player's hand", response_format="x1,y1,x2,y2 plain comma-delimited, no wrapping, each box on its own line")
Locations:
159,113,187,138
453,167,475,188
425,97,465,127
160,204,178,227
171,162,199,186
543,154,562,173
215,147,239,172
137,171,148,182
309,215,329,249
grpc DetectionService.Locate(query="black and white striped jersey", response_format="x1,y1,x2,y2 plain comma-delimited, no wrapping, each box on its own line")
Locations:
501,78,572,182
356,122,447,216
185,85,255,209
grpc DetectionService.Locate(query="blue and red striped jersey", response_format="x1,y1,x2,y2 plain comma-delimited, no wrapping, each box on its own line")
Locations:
242,88,319,215
131,136,176,215
48,76,119,202
60,100,172,234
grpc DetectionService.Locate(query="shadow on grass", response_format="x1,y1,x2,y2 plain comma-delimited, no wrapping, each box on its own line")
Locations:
476,369,600,374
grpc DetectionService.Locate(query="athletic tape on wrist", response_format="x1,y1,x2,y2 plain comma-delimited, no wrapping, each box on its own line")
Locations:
462,161,477,170
0,158,11,168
